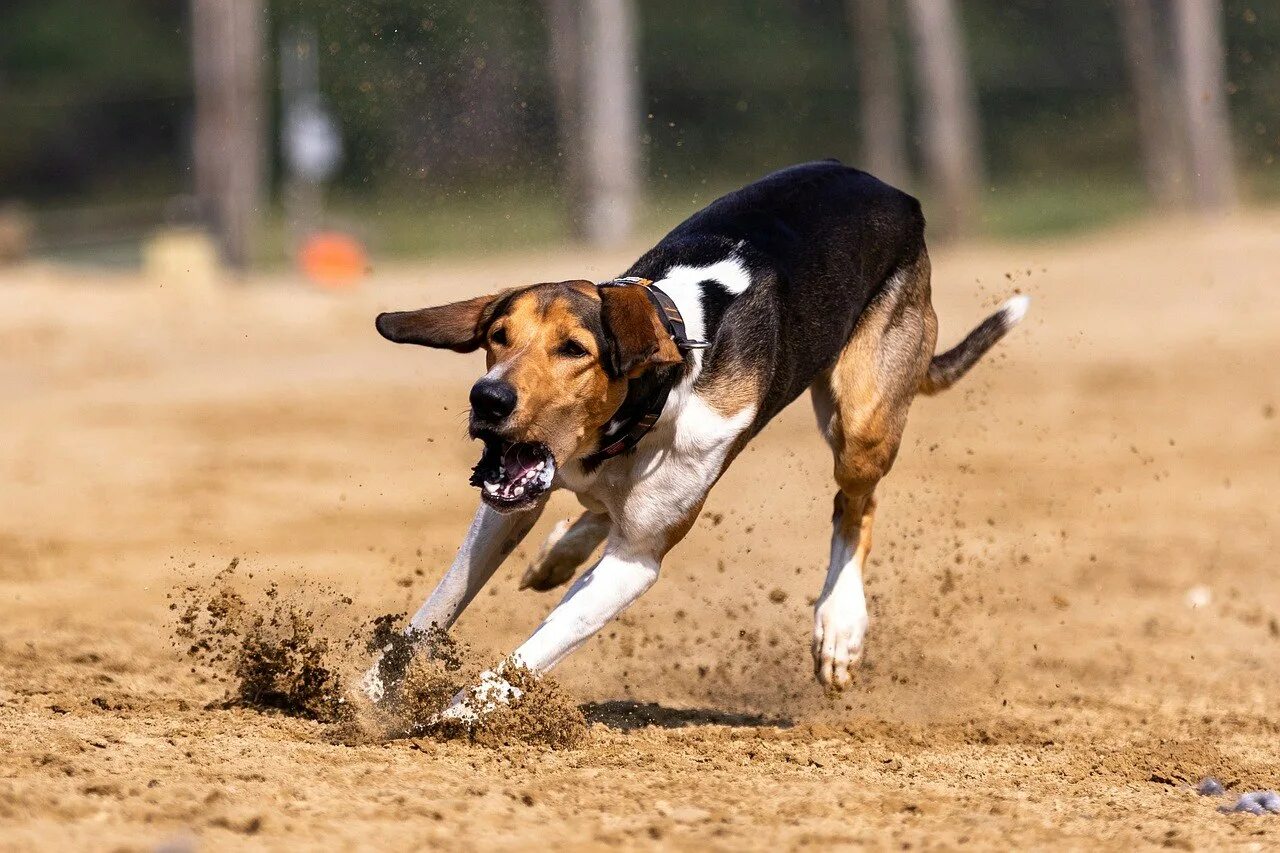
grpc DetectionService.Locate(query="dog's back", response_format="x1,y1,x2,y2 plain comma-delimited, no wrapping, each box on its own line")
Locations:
627,159,927,429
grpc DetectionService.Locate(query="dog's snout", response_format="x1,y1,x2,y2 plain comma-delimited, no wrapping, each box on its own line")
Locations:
470,379,517,422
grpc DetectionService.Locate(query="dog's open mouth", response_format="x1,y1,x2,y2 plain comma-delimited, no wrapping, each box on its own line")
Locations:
468,439,556,511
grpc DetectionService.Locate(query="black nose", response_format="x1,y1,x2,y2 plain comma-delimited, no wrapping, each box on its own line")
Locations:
470,379,517,422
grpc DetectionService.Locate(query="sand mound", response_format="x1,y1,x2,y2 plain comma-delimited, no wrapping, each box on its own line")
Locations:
171,560,584,748
172,558,353,722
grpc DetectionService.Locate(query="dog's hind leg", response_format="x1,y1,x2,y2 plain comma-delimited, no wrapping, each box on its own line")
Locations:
809,251,936,690
519,509,609,591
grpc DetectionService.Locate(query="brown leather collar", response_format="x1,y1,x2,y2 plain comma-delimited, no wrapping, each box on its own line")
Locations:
581,277,707,468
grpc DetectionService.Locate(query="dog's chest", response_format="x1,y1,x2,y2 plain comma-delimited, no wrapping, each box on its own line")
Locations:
560,386,755,549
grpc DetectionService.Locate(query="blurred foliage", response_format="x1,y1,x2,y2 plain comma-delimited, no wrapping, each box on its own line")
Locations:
1,0,1279,252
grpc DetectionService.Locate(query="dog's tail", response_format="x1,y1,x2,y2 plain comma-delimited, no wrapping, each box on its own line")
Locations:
918,295,1030,396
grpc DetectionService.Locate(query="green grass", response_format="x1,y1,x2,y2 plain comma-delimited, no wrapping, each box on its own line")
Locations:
287,174,1156,264
43,168,1280,270
978,177,1150,240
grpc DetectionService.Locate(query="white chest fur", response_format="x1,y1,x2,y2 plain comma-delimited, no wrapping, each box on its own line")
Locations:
558,252,757,548
562,385,755,552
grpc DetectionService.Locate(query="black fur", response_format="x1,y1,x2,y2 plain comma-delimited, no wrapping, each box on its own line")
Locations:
624,160,926,433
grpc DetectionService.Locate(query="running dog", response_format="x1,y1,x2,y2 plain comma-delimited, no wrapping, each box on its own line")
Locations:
368,161,1028,714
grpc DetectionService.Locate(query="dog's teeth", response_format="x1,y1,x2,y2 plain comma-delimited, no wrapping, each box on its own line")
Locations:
484,482,499,494
513,486,524,496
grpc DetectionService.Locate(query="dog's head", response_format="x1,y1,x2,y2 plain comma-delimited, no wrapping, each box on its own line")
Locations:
376,280,682,512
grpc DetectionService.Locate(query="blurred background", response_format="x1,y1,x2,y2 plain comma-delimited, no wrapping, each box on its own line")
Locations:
0,0,1275,277
4,7,1280,846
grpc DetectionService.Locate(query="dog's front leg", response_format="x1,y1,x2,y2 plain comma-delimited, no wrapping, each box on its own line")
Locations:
406,501,544,633
513,538,658,671
363,500,543,700
438,538,658,721
519,509,610,591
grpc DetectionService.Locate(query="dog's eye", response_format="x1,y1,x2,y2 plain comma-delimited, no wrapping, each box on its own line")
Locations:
558,339,589,358
490,327,508,346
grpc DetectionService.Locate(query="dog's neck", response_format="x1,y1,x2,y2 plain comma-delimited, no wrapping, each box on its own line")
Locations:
578,251,754,471
581,280,699,471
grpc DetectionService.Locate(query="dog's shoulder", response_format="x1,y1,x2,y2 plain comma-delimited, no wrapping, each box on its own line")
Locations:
626,162,926,434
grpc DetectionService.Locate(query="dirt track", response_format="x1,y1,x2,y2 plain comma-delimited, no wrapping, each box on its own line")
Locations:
2,214,1280,850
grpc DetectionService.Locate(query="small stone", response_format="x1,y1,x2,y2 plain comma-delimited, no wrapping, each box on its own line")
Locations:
1220,790,1280,815
1185,585,1212,609
1196,777,1225,796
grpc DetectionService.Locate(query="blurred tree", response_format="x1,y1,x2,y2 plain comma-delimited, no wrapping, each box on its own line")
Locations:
542,0,587,238
6,0,1280,258
1173,0,1238,212
580,0,641,246
1117,0,1188,207
191,0,267,269
847,0,908,187
905,0,982,238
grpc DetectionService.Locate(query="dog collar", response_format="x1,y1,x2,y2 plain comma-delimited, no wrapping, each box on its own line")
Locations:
597,276,710,352
582,277,708,468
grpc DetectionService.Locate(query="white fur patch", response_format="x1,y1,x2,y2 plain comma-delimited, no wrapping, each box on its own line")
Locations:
1002,294,1031,325
651,253,753,345
813,526,869,689
531,386,755,672
513,547,660,671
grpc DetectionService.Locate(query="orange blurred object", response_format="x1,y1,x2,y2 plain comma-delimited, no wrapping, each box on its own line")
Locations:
298,231,368,289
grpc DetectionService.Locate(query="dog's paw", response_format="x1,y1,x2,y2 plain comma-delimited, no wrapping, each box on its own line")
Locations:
440,668,523,725
812,597,868,690
519,519,581,591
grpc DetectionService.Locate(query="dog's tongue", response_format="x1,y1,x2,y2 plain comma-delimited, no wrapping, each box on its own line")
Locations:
502,443,543,479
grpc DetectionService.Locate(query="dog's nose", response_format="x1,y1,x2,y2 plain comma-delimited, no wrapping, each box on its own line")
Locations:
470,379,517,422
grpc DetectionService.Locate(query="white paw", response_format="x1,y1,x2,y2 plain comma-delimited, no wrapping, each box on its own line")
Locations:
812,598,868,690
520,519,580,591
439,668,523,725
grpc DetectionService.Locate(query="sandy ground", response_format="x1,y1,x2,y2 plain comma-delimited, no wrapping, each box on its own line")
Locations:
2,212,1280,851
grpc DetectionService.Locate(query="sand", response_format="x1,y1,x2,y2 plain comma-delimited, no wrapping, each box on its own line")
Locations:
2,212,1279,850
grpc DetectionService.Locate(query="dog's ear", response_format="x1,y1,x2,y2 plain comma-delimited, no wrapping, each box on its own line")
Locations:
375,292,509,352
599,285,684,377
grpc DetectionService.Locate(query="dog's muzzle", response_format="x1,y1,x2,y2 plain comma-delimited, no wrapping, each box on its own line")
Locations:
469,437,555,512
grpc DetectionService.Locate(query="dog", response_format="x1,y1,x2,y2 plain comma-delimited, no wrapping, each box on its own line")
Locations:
367,161,1027,715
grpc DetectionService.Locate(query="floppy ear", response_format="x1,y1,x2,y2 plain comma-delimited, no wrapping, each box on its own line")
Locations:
375,292,506,352
599,285,684,377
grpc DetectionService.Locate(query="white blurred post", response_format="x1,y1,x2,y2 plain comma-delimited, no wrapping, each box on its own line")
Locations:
1172,0,1238,213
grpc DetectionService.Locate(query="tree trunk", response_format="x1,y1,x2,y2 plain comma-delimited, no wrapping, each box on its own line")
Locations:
541,0,586,238
1172,0,1237,213
579,0,641,247
905,0,982,239
191,0,267,270
848,0,908,188
1117,0,1188,207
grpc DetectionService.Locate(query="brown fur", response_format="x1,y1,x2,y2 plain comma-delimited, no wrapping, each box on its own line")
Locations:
598,285,683,377
380,279,696,470
697,370,761,418
483,286,625,465
812,250,937,572
374,291,511,352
